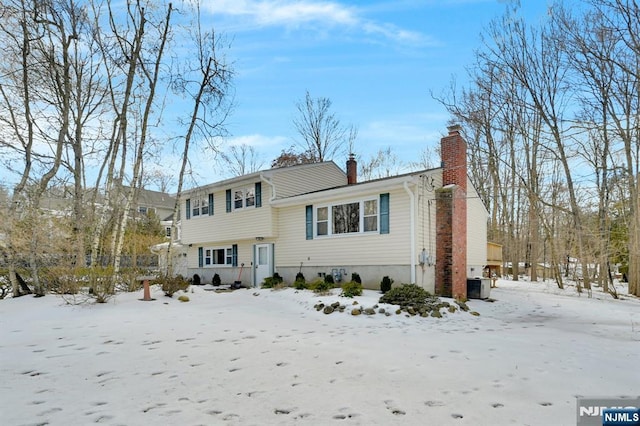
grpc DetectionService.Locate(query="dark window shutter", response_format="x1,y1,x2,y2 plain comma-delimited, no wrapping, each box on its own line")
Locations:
198,247,203,267
232,244,238,267
226,189,232,212
305,205,313,240
255,182,262,208
208,193,214,216
186,199,191,220
380,193,390,234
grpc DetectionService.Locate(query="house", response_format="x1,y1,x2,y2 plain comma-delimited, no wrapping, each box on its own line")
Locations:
179,125,488,298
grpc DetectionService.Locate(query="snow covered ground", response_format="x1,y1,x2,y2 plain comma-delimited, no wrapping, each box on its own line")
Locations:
1,279,638,425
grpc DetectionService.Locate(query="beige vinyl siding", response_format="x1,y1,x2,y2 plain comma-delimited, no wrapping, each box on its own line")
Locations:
185,239,259,285
275,187,411,267
181,190,276,245
466,181,488,274
415,171,442,263
271,162,346,199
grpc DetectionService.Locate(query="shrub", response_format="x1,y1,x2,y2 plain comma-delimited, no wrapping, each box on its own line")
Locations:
262,273,285,289
380,276,393,294
324,274,335,284
178,295,190,302
192,274,201,286
379,283,433,307
341,280,363,298
212,273,221,286
351,272,362,284
156,275,190,297
293,272,306,289
117,268,144,292
311,279,333,294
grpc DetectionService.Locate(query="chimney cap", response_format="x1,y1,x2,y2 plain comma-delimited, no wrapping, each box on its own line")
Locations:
447,124,462,135
348,153,355,160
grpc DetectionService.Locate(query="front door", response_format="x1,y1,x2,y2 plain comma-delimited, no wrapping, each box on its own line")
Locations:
254,243,273,287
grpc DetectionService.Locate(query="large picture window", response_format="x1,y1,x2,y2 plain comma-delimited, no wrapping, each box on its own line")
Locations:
204,247,233,266
315,198,378,237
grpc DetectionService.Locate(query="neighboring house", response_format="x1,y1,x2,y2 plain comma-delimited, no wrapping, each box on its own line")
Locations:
133,188,177,239
180,126,488,298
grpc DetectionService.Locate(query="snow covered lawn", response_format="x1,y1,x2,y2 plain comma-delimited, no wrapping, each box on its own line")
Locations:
1,279,638,425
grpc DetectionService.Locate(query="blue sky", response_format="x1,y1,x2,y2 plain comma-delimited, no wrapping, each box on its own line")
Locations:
186,0,550,180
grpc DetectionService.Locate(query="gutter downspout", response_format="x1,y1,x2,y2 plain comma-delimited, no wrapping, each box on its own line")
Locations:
404,180,416,284
260,173,276,201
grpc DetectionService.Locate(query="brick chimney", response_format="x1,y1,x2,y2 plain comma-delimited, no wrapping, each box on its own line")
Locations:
435,124,468,300
346,153,357,185
441,124,467,190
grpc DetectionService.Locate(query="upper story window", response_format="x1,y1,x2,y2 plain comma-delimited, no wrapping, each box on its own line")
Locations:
186,194,213,219
192,198,209,217
234,187,255,210
227,183,261,212
137,206,155,216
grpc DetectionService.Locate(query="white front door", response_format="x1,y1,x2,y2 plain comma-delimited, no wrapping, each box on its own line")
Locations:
254,244,273,287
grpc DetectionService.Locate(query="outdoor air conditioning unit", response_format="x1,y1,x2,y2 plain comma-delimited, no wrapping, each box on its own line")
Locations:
467,278,491,299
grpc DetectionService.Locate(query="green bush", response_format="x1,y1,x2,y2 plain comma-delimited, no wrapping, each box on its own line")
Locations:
156,275,190,297
293,279,307,290
379,283,433,307
341,280,363,298
380,276,393,293
324,274,335,284
262,273,285,289
310,279,333,294
212,273,221,286
295,272,305,283
351,272,362,284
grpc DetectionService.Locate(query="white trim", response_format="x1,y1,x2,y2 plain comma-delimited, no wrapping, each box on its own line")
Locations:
203,246,233,267
314,196,379,238
271,175,420,207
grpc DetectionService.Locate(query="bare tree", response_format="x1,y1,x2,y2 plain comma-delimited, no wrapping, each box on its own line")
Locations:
293,90,357,162
359,147,404,181
0,0,78,295
166,3,234,277
220,144,265,176
271,146,315,168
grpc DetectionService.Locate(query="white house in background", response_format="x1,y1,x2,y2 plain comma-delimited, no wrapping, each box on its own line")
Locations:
179,126,487,297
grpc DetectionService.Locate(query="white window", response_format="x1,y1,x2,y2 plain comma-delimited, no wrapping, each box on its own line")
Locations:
364,200,378,232
315,198,378,237
192,197,209,217
233,187,255,210
317,207,328,236
204,247,233,266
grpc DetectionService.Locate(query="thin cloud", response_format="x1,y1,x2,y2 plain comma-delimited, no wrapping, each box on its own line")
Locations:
204,0,431,45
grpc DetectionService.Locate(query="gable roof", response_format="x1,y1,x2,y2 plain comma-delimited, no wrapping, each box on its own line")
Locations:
270,167,442,207
182,161,346,196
